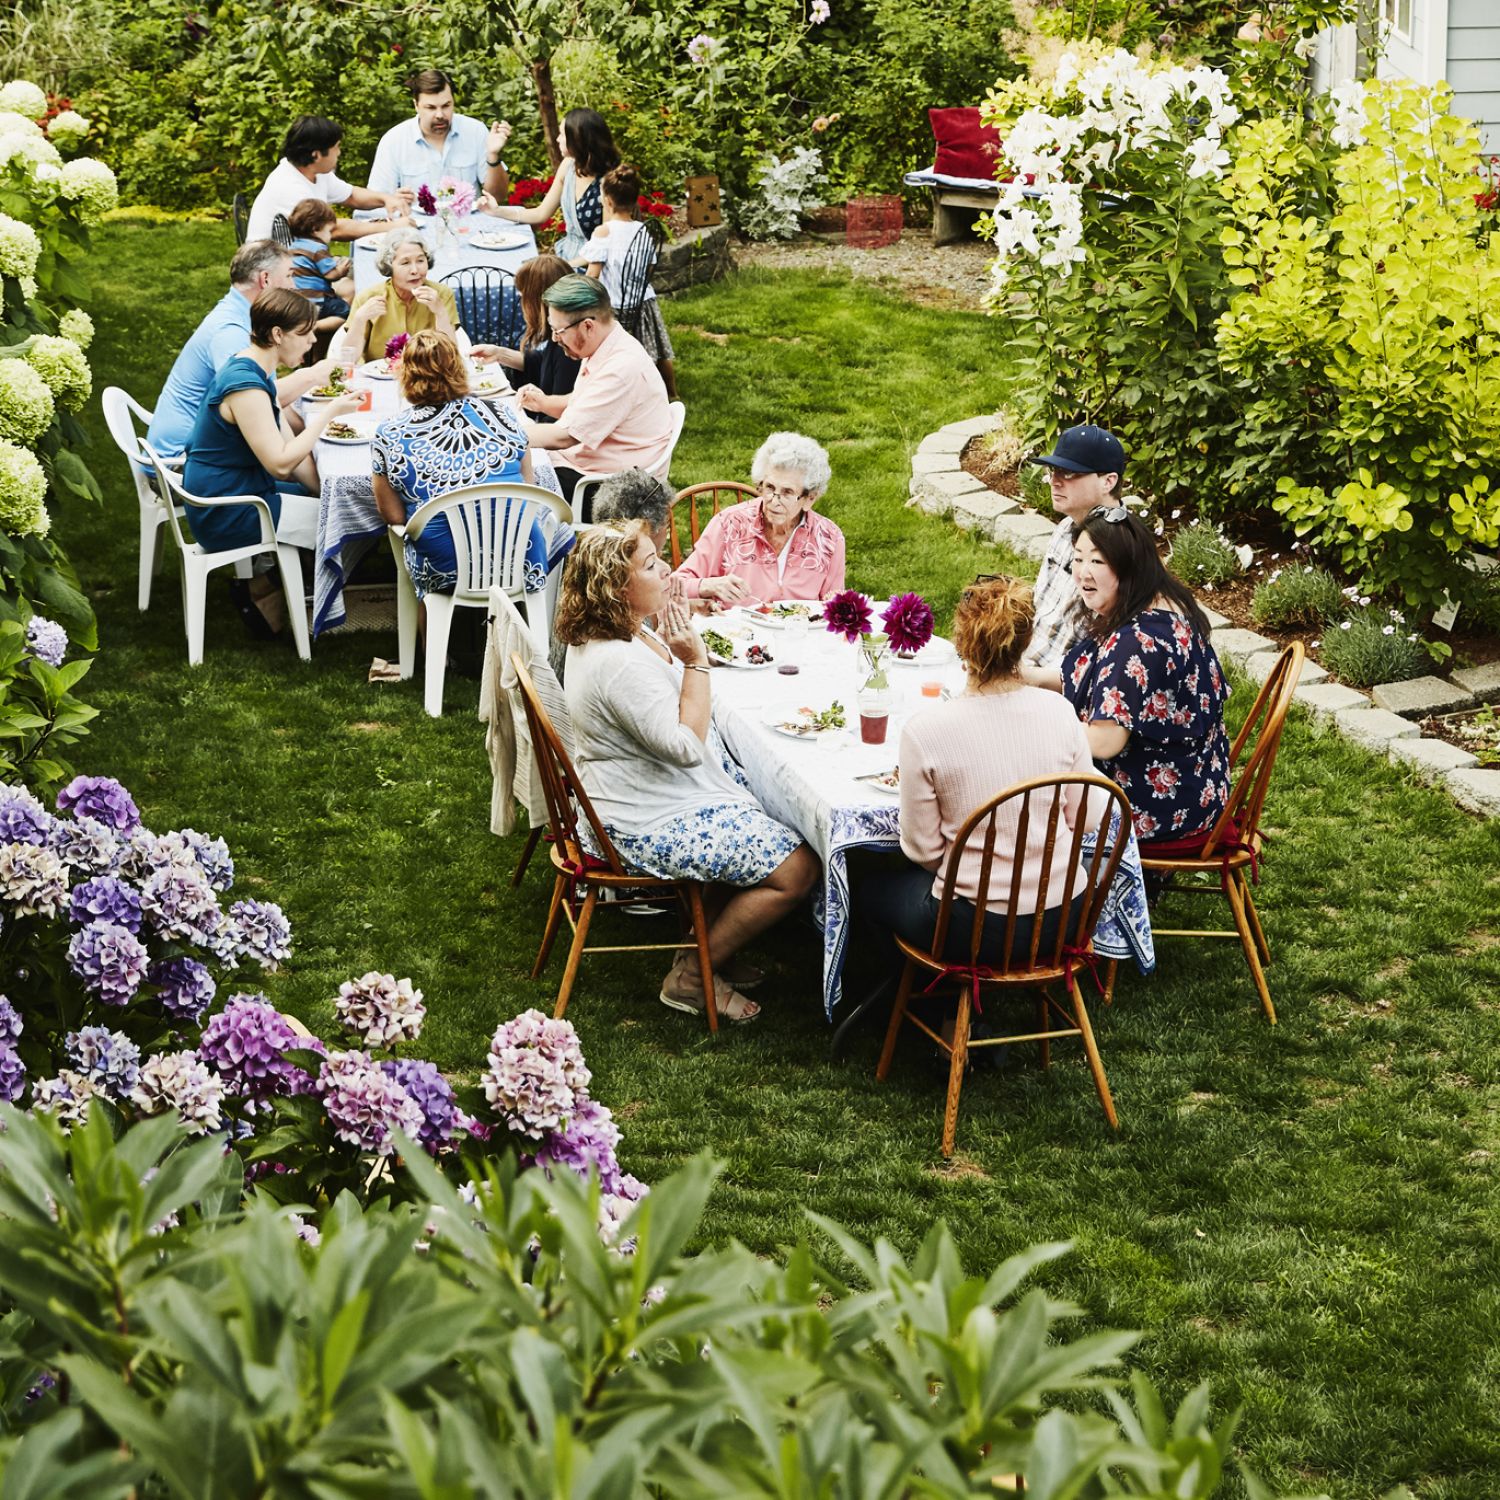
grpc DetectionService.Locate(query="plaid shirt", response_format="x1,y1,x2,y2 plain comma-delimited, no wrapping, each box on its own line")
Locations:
1025,516,1082,669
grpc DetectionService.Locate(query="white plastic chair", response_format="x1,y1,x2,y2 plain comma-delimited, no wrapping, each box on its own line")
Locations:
141,443,312,666
102,387,184,612
389,481,573,717
568,400,687,523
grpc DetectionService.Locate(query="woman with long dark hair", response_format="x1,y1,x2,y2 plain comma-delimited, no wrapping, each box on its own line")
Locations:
487,108,620,264
1060,507,1232,848
470,252,580,415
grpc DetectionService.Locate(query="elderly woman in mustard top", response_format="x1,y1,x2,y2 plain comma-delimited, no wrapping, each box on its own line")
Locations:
340,227,458,363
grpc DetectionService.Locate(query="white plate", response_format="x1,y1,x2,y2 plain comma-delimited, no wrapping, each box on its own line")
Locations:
710,653,774,671
855,772,901,797
470,378,513,399
357,359,398,381
743,601,818,630
471,231,529,251
320,425,375,447
763,713,845,742
889,636,957,667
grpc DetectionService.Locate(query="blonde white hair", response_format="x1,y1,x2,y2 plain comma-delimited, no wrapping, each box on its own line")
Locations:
750,431,831,502
375,227,434,277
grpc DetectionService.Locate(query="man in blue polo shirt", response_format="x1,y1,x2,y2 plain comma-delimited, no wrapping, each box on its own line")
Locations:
145,240,339,461
367,68,512,202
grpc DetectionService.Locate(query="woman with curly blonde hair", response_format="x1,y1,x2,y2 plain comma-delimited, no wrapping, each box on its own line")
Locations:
863,574,1096,964
557,523,820,1022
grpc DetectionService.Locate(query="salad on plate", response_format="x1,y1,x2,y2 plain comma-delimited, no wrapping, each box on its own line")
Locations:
701,626,774,669
768,701,846,738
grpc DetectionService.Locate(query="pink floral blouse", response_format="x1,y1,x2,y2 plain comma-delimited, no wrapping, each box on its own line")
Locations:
673,500,846,603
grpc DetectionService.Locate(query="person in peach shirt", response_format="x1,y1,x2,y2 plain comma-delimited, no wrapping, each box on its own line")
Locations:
673,432,846,606
516,275,672,499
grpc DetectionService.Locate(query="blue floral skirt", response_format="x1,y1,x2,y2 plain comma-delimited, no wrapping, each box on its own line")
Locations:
597,801,801,888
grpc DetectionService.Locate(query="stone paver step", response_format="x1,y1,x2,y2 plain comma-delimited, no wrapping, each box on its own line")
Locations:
1333,706,1421,749
1371,676,1473,719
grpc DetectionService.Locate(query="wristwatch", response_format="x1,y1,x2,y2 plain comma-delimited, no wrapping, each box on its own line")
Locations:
486,156,505,169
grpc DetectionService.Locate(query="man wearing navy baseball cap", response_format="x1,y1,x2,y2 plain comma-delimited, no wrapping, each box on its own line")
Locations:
1020,423,1127,684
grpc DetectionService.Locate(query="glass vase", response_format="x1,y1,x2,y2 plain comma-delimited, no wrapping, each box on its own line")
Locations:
856,632,892,745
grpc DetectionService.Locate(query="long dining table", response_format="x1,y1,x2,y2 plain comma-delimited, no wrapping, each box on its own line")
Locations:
349,215,538,297
705,607,1156,1019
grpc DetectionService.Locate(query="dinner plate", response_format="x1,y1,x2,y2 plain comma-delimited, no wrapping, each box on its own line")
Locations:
469,377,513,399
744,601,819,629
889,636,958,667
709,653,774,671
357,359,398,381
471,231,529,251
763,713,843,742
855,771,901,797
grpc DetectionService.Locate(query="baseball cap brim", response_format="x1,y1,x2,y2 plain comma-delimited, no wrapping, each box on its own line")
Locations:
1027,452,1095,473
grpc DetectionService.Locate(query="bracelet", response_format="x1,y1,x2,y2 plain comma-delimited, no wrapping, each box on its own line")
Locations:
486,156,505,168
685,663,710,674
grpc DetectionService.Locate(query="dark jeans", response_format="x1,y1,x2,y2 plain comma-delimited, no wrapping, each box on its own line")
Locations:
860,861,1083,971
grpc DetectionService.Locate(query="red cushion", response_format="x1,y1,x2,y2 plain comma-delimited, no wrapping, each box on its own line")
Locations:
1138,818,1243,860
929,107,1002,181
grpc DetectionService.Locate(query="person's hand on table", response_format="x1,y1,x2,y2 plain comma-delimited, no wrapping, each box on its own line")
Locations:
699,574,750,607
383,190,414,217
515,383,547,412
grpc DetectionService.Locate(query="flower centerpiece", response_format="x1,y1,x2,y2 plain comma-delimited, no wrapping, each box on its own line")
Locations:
384,332,408,367
418,176,476,245
822,588,873,643
881,591,935,658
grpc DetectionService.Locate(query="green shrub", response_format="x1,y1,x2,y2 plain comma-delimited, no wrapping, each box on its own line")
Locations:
1319,606,1427,687
1169,522,1240,586
1250,564,1345,628
0,1107,1291,1498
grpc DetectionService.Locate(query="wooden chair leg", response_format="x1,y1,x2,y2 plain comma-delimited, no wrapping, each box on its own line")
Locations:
553,887,598,1020
1239,875,1271,966
875,959,917,1081
686,884,718,1035
511,826,543,889
1225,874,1278,1025
531,873,568,978
1071,979,1118,1131
1037,990,1051,1071
940,991,972,1158
1103,958,1118,1006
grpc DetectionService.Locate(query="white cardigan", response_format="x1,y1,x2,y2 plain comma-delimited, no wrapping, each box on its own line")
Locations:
564,635,758,835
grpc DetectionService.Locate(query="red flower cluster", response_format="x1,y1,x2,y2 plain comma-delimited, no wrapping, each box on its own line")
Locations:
508,176,554,207
41,93,73,127
1477,156,1500,214
638,191,674,221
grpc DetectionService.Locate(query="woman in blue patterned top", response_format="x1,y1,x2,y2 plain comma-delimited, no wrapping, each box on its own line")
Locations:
1060,507,1232,847
372,330,549,598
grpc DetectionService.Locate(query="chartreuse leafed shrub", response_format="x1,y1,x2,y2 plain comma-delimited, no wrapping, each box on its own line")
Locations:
0,1107,1295,1498
1216,81,1500,611
1169,522,1240,586
1319,605,1427,688
1251,563,1345,629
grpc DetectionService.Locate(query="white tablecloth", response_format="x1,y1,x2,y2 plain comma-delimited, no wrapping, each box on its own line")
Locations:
308,375,563,636
708,614,1154,1017
351,216,537,296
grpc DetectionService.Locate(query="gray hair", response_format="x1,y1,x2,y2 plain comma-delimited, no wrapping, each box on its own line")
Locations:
229,239,292,287
750,432,832,502
592,468,674,533
375,227,434,277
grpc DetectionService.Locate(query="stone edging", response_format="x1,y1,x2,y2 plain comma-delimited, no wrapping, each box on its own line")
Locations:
907,417,1500,820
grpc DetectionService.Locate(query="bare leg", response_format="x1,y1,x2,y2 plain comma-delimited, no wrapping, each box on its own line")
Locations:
704,844,819,965
656,358,678,399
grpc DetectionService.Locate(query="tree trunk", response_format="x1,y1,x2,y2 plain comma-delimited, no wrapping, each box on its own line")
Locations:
533,57,561,169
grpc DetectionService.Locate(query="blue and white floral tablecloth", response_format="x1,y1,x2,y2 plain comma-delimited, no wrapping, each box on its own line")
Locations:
709,618,1154,1019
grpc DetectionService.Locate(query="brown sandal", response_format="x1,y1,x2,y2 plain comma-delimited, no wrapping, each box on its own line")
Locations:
659,963,760,1023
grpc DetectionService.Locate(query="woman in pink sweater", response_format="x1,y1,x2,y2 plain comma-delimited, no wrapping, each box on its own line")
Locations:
862,576,1097,964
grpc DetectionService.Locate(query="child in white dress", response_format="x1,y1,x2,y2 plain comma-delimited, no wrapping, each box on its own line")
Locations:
584,164,677,398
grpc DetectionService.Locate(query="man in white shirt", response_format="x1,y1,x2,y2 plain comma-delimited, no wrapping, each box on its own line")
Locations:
367,69,512,201
1020,424,1128,685
246,116,412,243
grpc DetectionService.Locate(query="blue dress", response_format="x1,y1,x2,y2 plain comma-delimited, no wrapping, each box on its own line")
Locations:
181,356,283,553
371,397,531,597
1062,609,1233,844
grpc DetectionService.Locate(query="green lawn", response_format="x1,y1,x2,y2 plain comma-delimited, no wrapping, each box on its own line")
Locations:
63,215,1500,1498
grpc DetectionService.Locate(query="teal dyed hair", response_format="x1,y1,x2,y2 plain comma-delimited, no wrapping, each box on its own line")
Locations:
541,274,613,319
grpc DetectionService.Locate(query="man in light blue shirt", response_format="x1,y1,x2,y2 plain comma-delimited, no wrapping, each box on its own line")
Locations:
146,240,338,460
367,68,512,201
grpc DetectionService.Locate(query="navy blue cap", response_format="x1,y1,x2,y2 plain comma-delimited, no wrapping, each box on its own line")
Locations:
1029,424,1127,475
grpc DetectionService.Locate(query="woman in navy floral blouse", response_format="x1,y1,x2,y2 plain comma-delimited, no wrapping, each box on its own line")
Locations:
1060,508,1232,846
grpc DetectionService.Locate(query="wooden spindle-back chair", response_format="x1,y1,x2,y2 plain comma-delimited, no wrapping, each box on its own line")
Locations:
876,774,1133,1157
668,482,755,568
512,656,721,1031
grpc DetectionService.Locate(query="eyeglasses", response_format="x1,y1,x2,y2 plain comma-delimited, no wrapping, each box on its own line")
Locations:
548,316,593,340
757,482,808,504
961,572,1008,603
1087,504,1128,522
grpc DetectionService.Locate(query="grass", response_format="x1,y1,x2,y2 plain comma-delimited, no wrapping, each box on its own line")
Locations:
63,216,1500,1497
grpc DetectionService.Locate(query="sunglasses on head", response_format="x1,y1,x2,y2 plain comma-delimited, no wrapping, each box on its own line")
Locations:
1087,504,1128,523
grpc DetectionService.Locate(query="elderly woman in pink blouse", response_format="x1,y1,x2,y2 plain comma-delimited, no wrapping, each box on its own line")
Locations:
673,432,846,606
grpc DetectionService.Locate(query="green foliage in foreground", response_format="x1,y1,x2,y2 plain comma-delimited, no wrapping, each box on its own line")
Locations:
0,1107,1273,1498
61,220,1500,1498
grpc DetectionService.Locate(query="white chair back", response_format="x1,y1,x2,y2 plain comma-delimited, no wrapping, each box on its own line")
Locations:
140,444,278,551
404,482,571,603
652,400,687,482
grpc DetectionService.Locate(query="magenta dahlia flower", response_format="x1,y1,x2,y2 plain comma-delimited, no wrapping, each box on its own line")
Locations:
881,592,935,654
822,589,873,643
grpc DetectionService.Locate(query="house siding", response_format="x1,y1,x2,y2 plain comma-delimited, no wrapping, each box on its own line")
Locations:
1448,0,1500,150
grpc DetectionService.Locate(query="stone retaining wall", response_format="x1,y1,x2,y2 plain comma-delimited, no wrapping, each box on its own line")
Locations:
655,225,735,296
908,416,1500,820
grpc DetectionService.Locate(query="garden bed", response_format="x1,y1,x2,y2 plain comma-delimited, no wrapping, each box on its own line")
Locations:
1419,706,1500,766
